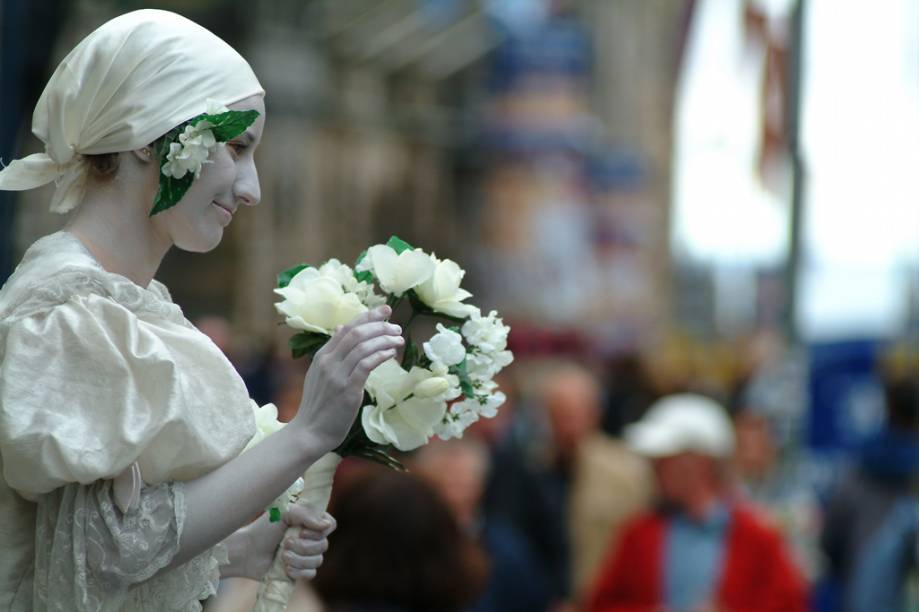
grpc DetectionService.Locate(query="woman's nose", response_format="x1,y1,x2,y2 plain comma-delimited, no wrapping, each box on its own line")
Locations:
235,162,260,207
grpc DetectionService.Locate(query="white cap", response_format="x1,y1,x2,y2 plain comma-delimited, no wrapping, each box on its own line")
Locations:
625,394,734,458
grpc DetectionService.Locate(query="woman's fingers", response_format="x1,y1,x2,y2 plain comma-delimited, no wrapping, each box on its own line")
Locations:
342,334,404,375
287,567,318,580
284,534,329,556
283,548,324,579
283,505,334,532
319,306,391,356
333,321,402,361
350,349,398,384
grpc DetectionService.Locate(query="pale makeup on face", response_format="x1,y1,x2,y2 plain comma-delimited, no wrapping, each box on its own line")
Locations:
151,94,266,253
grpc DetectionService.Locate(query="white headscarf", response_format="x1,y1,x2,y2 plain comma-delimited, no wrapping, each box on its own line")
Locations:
0,9,264,213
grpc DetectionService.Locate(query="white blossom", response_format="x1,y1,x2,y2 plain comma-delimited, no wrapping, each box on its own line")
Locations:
462,309,511,354
466,349,514,382
356,244,434,297
318,259,386,308
423,324,466,367
274,267,368,335
414,376,451,399
414,255,476,318
476,391,507,418
161,120,217,179
361,359,448,451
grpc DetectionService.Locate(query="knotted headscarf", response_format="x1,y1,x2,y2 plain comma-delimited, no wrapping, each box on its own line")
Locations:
0,9,264,213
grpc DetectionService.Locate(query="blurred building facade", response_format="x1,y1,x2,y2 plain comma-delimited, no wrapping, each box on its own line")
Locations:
6,0,691,356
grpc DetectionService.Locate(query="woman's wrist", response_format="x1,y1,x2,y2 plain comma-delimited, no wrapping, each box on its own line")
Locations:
219,527,249,578
287,412,340,463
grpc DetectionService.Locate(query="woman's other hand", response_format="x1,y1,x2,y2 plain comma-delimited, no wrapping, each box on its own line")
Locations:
222,512,287,580
281,504,336,580
293,305,403,452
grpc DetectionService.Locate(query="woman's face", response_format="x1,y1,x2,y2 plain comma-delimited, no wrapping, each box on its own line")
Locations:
153,94,266,252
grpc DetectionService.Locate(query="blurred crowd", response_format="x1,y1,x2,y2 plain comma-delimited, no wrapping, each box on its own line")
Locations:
198,316,919,612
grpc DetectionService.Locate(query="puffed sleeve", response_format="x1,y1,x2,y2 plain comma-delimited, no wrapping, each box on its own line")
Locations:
0,291,255,498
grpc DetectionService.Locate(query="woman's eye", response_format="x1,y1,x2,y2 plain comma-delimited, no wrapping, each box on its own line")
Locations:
228,142,246,157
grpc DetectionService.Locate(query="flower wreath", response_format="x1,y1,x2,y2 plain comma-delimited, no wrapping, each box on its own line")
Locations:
149,100,259,216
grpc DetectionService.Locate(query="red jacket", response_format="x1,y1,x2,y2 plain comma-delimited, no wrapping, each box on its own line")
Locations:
585,505,808,612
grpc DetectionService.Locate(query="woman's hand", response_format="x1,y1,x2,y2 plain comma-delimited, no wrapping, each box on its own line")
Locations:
222,513,287,580
293,305,403,452
280,504,337,580
220,505,336,581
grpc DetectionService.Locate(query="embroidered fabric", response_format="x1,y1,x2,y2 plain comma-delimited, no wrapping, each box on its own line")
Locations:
31,480,224,611
0,237,182,324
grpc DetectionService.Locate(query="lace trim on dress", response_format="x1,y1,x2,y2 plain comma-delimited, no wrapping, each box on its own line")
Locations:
1,232,185,323
32,480,226,612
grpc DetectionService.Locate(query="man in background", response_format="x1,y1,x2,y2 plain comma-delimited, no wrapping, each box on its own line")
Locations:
587,394,807,612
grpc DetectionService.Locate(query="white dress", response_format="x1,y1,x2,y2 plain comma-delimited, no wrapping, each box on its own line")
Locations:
0,231,256,611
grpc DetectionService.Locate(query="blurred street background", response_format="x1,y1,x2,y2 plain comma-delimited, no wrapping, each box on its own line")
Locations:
4,1,919,610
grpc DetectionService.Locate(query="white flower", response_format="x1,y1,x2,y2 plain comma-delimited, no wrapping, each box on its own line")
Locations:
466,349,514,382
319,259,386,308
434,399,483,441
363,359,418,409
453,400,481,426
318,259,359,291
161,120,217,179
429,361,463,401
243,401,285,452
476,391,507,418
356,245,435,297
274,267,368,334
362,394,447,451
462,309,511,354
414,376,451,399
414,255,476,318
435,419,465,441
423,324,466,367
361,359,449,451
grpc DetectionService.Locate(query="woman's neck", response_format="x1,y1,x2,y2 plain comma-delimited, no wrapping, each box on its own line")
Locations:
66,176,171,288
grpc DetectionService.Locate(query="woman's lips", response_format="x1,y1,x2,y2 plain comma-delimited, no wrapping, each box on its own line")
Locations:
213,201,233,223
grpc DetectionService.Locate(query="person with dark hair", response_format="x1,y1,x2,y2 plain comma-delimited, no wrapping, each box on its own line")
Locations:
412,438,553,612
313,469,488,612
821,376,919,611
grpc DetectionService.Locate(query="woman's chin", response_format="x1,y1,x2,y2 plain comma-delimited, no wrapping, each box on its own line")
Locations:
174,228,223,254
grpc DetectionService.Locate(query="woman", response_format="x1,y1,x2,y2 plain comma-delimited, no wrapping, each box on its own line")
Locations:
0,9,403,611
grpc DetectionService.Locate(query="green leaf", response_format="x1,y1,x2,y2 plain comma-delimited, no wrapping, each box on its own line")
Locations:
277,264,310,288
451,358,476,398
289,331,329,359
386,235,414,254
196,109,260,142
150,172,194,216
268,507,282,523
